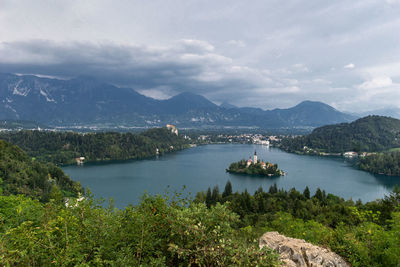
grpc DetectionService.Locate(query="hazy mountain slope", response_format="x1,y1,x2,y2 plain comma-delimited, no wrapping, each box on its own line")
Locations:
219,101,237,109
270,101,356,127
358,108,400,120
0,73,356,128
0,73,159,124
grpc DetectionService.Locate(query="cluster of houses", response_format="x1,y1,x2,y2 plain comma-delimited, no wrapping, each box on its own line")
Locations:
246,151,274,169
303,146,371,158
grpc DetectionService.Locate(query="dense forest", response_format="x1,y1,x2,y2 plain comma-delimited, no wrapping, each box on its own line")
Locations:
226,160,282,177
0,128,189,165
359,152,400,176
280,116,400,153
0,140,80,201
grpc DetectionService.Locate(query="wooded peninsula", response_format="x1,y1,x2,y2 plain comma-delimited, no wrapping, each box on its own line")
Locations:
280,116,400,177
0,128,189,165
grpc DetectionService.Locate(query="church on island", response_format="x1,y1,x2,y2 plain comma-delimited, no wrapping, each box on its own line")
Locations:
227,150,283,177
246,151,273,170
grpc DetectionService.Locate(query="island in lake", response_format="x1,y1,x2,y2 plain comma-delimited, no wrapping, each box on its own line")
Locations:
226,151,284,177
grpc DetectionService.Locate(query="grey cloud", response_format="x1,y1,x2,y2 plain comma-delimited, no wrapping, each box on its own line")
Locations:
1,0,400,111
0,40,263,100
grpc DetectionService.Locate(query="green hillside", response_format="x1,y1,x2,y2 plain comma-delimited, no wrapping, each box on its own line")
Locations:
0,140,80,201
281,116,400,153
0,128,188,165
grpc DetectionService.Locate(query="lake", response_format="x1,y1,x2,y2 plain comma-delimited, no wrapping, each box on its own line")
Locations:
62,144,399,208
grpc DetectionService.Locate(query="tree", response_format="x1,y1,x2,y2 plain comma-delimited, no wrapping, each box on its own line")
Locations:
269,183,278,194
314,188,323,202
222,181,232,198
303,186,310,199
205,188,212,208
211,186,220,205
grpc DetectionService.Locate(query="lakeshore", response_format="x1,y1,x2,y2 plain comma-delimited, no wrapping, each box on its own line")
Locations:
62,144,396,208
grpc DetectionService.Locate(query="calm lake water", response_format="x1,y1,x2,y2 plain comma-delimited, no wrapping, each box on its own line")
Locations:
62,144,400,208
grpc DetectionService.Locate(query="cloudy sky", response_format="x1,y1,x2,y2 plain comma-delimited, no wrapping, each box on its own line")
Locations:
1,0,400,111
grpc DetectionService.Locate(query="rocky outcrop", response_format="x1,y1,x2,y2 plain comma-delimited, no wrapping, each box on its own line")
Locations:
259,232,350,267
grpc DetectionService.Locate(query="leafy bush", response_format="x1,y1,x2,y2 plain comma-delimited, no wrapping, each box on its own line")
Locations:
0,194,280,266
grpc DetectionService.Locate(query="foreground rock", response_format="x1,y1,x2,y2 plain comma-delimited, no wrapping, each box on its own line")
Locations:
259,232,350,267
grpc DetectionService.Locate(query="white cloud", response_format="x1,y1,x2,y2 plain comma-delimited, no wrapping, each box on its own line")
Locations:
361,62,400,78
138,86,173,100
227,40,246,48
291,64,310,73
344,63,355,69
386,0,400,5
177,39,215,53
358,76,393,90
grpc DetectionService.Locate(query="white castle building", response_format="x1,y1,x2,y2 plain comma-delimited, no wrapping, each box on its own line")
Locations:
166,124,178,135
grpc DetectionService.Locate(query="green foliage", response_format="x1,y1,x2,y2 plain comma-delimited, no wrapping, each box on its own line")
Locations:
1,178,400,266
263,212,400,267
195,182,400,266
169,203,279,266
0,128,189,165
359,152,400,176
281,115,400,153
265,212,333,245
0,194,280,266
0,140,80,201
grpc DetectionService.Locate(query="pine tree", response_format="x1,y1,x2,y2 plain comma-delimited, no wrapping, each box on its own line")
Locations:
211,186,220,205
314,188,323,202
303,186,310,199
205,187,212,208
269,183,278,194
222,181,232,198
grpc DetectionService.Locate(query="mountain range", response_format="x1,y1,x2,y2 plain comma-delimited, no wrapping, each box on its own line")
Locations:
0,73,357,129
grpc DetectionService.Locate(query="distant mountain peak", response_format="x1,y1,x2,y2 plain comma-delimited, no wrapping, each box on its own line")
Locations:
163,92,217,113
171,91,208,100
295,100,333,108
220,101,237,109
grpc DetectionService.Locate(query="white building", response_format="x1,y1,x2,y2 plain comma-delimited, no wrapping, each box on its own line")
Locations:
247,157,253,167
166,124,178,135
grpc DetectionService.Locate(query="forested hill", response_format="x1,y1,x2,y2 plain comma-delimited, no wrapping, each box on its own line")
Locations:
0,140,80,201
0,128,189,165
281,116,400,153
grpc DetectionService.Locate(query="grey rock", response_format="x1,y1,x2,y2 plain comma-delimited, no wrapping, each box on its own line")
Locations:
259,231,350,267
